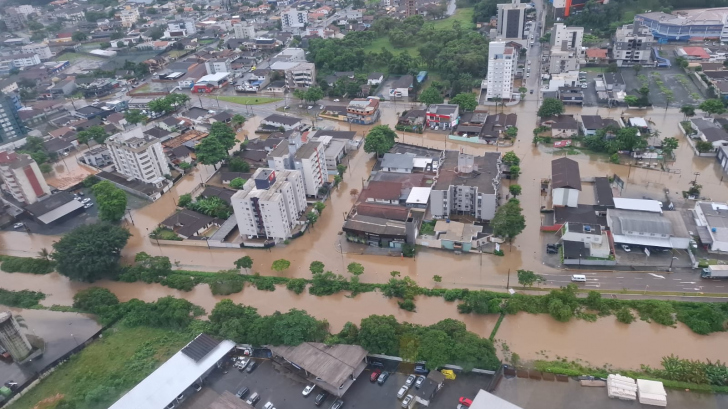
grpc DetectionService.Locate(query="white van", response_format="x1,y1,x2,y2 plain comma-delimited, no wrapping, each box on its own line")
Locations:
571,274,587,282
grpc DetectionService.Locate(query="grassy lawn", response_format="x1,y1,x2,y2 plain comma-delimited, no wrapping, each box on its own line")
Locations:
135,83,152,92
9,326,193,409
216,96,282,105
166,49,188,59
363,36,418,56
430,7,475,30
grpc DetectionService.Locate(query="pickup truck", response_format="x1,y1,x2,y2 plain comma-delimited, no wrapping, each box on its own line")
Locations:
701,266,728,279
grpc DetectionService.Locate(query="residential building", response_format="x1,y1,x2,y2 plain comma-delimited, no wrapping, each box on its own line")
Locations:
552,157,581,207
390,75,413,97
346,98,380,125
0,151,50,204
204,59,232,75
119,7,140,27
581,115,621,136
77,78,114,98
269,61,315,89
231,168,307,241
80,145,113,168
635,8,728,42
380,153,415,173
549,23,584,73
20,43,52,60
542,114,580,137
233,22,256,39
281,8,308,32
0,93,25,145
165,19,196,38
718,145,728,175
106,127,170,186
690,117,728,154
613,23,655,67
261,114,303,131
160,209,217,239
429,151,502,221
496,0,531,40
561,222,611,258
693,201,728,252
293,142,326,197
0,53,41,72
426,104,460,130
485,41,516,100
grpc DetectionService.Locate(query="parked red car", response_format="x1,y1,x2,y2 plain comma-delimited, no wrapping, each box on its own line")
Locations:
370,369,382,382
459,397,473,407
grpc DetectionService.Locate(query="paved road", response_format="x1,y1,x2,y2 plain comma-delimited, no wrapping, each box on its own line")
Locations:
538,269,727,294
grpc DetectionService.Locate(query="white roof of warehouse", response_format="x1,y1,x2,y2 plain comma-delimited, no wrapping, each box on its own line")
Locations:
471,389,523,409
109,335,235,409
613,198,662,213
406,187,431,205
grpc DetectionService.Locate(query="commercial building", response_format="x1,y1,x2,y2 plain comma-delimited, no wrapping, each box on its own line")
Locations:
549,23,583,73
233,22,256,39
0,53,41,71
261,114,303,131
613,23,655,67
106,127,170,186
0,93,26,145
109,334,235,409
560,222,611,258
607,198,691,249
429,151,502,221
20,43,52,60
486,41,517,100
281,8,308,32
693,201,728,252
346,98,380,125
231,168,307,241
24,191,84,225
551,157,581,207
269,61,316,89
635,8,728,42
165,19,196,38
496,0,531,41
204,59,232,75
0,151,50,204
426,104,460,130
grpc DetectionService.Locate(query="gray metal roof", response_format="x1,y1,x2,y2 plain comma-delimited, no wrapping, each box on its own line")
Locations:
380,153,414,170
608,209,673,236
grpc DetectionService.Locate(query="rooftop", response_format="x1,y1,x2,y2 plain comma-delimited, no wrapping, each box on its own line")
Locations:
433,151,501,194
551,157,581,190
268,343,367,391
608,208,673,236
380,153,415,170
593,177,614,207
263,114,302,126
343,214,408,237
294,141,322,160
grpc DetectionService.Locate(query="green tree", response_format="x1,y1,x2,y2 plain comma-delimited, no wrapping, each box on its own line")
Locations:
72,287,119,315
491,199,526,245
77,125,108,147
209,122,237,150
616,307,635,324
363,125,398,157
501,151,520,166
505,127,518,139
271,259,291,272
633,64,643,74
230,177,246,189
418,86,444,105
72,31,87,42
605,62,618,72
51,223,131,282
336,164,347,177
235,256,253,271
509,184,522,197
517,270,544,287
314,201,326,212
124,109,148,125
699,99,726,117
178,193,192,208
680,105,696,119
307,211,319,225
518,86,528,101
91,181,127,222
696,140,714,153
433,275,442,282
450,92,478,111
228,157,250,172
195,137,228,169
662,137,678,159
310,261,325,275
148,97,173,115
232,114,246,130
417,329,451,369
347,262,364,276
509,165,521,179
357,315,400,356
537,98,565,117
305,86,324,104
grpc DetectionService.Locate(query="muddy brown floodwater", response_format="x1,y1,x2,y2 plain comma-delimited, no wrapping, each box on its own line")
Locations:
3,100,728,370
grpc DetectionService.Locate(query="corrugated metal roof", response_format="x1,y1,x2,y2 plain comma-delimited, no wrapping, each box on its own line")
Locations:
551,158,581,190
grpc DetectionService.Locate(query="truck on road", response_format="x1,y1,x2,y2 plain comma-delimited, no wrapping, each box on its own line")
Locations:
700,265,728,279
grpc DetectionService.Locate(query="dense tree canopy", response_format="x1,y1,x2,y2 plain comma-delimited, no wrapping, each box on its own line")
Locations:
52,223,131,282
364,125,398,157
491,199,526,244
537,98,565,117
91,180,128,222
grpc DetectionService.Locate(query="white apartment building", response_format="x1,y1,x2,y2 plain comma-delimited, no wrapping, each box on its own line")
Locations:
281,8,308,31
120,8,140,28
204,59,232,75
0,53,40,71
20,43,52,60
548,23,584,73
231,168,307,241
0,151,50,204
613,23,655,67
233,22,256,39
13,5,37,16
165,19,196,38
293,142,326,197
496,0,530,40
485,41,516,100
106,127,169,186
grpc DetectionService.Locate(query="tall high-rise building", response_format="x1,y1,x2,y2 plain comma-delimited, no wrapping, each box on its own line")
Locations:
0,311,32,361
0,93,26,146
231,168,307,241
405,0,417,17
233,22,256,39
0,151,50,204
496,0,530,40
485,41,516,100
548,23,584,73
613,23,655,67
106,127,169,186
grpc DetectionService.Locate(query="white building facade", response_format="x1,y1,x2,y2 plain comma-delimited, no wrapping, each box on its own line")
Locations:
293,142,326,197
485,41,516,100
20,43,52,60
281,8,308,32
0,151,50,204
106,127,169,185
233,22,256,39
231,169,307,241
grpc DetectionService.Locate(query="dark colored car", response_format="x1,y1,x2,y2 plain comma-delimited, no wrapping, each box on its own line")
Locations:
546,247,558,254
331,399,344,409
414,364,429,374
315,391,329,407
246,361,258,373
377,371,390,385
370,369,382,382
236,387,249,399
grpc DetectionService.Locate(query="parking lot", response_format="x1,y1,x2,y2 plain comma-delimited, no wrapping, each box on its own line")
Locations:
188,358,492,409
619,64,703,108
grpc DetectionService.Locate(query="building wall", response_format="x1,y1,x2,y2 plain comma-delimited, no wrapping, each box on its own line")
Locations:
107,132,169,183
430,189,448,218
553,187,579,207
295,143,326,196
479,192,497,220
486,41,516,100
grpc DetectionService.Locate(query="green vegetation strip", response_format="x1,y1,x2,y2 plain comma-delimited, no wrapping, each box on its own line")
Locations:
215,96,282,105
0,255,55,274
